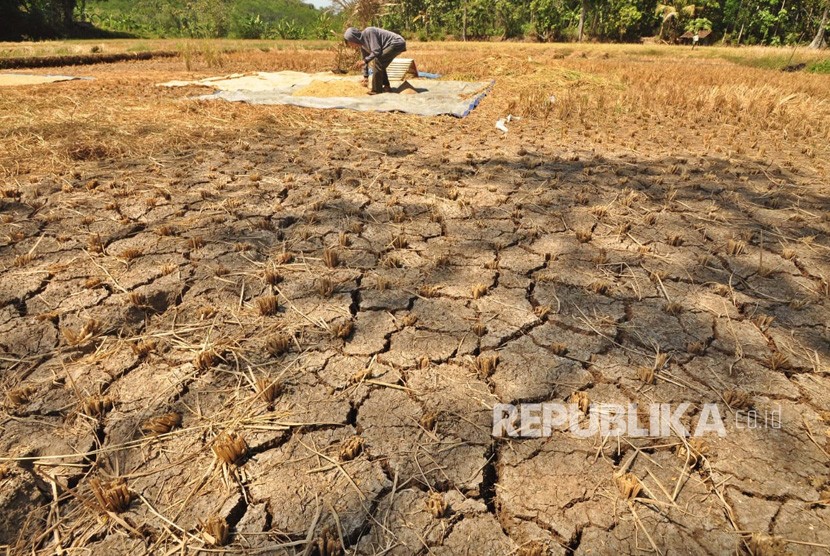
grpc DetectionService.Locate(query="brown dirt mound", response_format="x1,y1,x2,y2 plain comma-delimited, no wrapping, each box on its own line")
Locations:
292,80,368,97
0,51,177,70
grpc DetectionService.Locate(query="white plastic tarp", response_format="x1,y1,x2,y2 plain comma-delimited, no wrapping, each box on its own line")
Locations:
159,71,491,118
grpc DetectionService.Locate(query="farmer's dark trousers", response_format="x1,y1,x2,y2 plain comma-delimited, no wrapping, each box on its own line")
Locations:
371,44,406,93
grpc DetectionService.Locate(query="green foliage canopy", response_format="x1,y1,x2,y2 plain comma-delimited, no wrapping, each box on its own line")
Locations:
1,0,828,46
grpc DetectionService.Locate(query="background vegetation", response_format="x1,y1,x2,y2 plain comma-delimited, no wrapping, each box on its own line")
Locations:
1,0,828,48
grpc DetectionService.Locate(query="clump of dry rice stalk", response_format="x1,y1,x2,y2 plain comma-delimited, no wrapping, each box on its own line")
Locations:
90,477,133,514
128,291,146,307
13,253,34,267
425,491,448,518
726,238,747,256
255,377,283,403
381,253,403,268
339,435,364,461
723,389,753,410
81,395,114,419
314,526,342,556
256,295,280,316
131,339,158,358
637,366,656,385
323,248,340,268
197,305,217,320
333,320,354,339
686,341,706,355
471,283,488,299
62,318,102,346
570,391,591,414
265,333,292,356
420,410,439,432
274,252,294,265
517,541,548,556
5,386,36,407
576,229,592,243
213,432,248,466
316,277,335,297
399,313,417,327
141,412,182,436
195,349,219,371
200,515,229,547
418,284,440,298
391,235,408,249
765,350,792,372
551,342,568,356
351,367,372,383
614,472,642,500
264,267,282,286
751,314,775,331
588,281,610,295
747,533,789,556
676,438,708,470
473,352,499,379
638,351,670,385
118,247,142,262
374,275,391,290
532,303,550,319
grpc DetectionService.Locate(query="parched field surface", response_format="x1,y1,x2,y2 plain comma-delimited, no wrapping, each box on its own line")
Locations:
1,41,829,555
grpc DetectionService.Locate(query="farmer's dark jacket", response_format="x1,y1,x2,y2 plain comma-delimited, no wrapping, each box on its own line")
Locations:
354,27,406,77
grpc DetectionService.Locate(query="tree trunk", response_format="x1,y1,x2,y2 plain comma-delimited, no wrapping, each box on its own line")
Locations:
809,4,828,48
578,0,586,42
62,0,75,27
463,2,467,41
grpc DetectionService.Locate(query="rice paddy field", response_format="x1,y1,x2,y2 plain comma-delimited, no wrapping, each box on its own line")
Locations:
0,39,829,555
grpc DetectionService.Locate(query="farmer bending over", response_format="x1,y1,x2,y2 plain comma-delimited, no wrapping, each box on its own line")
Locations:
344,27,406,94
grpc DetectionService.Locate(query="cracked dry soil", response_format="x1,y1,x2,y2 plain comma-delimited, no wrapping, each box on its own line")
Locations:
1,43,829,555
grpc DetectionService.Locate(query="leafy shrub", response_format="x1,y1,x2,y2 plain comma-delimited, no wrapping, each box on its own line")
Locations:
806,59,830,74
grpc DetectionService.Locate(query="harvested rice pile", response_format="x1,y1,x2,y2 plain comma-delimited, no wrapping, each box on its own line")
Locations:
398,81,419,95
0,74,73,86
292,79,368,97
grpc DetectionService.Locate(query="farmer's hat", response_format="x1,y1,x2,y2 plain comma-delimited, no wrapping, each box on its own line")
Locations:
344,28,362,44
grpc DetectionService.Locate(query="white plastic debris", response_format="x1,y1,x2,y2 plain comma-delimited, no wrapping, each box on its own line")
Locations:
495,119,509,133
